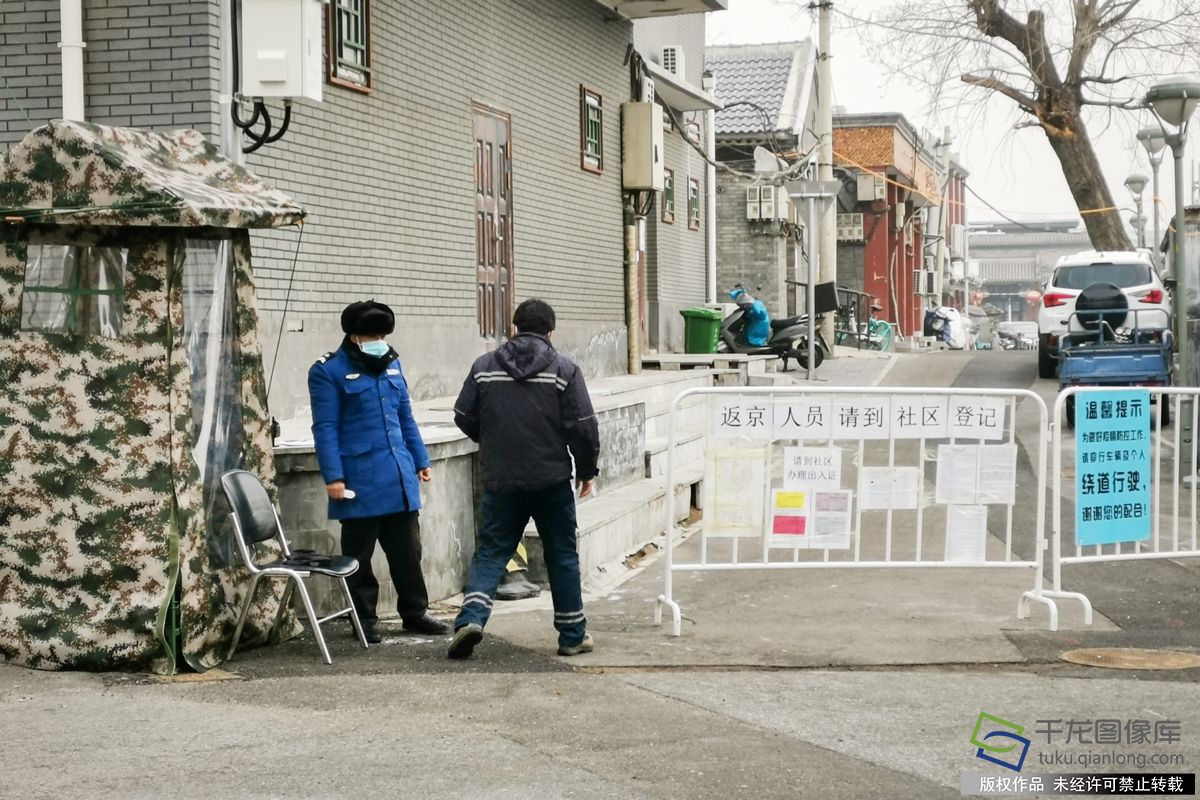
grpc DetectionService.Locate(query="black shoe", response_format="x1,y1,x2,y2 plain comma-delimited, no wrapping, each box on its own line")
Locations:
402,613,449,635
447,623,483,660
360,622,382,644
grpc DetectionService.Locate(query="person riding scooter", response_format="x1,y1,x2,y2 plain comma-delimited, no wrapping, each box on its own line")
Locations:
729,287,770,346
719,285,825,370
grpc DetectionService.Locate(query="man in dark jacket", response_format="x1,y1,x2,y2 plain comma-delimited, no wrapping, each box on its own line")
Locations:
309,300,449,643
448,298,600,659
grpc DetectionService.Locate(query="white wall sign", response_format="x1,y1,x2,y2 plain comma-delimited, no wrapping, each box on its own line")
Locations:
713,400,773,439
946,396,1007,441
892,396,949,440
773,398,832,440
833,396,892,440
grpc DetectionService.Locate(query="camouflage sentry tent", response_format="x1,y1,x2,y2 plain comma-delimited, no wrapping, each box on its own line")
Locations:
0,120,305,673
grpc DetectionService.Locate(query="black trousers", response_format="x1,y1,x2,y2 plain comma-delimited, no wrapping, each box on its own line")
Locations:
340,512,430,625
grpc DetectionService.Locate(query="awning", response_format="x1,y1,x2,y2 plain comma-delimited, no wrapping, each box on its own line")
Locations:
594,0,727,18
643,59,721,112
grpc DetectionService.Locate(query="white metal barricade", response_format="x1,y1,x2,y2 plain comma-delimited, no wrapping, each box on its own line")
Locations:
1034,387,1200,629
654,386,1055,636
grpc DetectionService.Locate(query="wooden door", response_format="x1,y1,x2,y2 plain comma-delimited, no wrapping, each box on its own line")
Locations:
473,105,514,345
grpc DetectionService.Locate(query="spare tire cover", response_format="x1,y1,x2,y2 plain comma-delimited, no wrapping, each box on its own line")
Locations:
1074,282,1128,333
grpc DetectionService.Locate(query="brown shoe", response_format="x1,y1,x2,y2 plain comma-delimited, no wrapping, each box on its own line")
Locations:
557,634,594,656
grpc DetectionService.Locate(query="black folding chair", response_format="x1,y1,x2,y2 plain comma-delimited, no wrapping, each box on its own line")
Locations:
220,469,368,664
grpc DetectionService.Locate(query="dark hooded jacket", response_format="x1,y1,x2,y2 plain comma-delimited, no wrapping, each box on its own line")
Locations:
453,333,600,491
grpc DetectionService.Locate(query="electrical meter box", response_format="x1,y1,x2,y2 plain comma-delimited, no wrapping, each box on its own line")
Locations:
239,0,324,102
622,102,664,191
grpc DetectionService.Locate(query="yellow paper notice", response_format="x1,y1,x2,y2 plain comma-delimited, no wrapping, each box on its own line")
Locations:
775,491,807,509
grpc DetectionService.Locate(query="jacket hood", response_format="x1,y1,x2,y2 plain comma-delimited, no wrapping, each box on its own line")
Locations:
495,333,557,381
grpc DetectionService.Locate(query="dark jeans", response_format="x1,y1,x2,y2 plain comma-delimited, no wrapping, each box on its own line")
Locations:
341,511,430,625
454,481,586,647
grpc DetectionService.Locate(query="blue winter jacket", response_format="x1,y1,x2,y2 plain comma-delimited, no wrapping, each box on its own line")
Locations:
308,343,430,520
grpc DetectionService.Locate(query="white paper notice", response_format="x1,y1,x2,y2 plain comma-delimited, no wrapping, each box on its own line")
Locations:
891,395,949,440
712,400,773,439
935,445,980,505
782,447,842,490
702,447,767,537
945,505,989,562
977,444,1018,505
773,397,833,441
833,396,892,440
858,466,921,510
934,444,1018,505
946,396,1007,441
809,490,853,549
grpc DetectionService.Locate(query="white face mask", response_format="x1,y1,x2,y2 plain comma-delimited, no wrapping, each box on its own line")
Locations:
359,340,390,357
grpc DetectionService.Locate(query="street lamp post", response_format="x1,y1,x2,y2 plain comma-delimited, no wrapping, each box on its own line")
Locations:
1124,173,1149,249
1146,78,1200,476
1128,213,1148,248
1137,126,1167,264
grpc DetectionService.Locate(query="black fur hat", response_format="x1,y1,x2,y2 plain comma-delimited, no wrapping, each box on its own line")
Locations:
341,300,395,335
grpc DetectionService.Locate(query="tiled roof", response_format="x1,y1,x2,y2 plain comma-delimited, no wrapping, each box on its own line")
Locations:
706,43,806,137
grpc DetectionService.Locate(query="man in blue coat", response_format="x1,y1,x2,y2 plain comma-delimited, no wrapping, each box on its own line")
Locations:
308,300,448,643
447,298,600,659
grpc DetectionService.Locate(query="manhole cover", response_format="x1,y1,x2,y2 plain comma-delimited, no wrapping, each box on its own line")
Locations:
1060,648,1200,670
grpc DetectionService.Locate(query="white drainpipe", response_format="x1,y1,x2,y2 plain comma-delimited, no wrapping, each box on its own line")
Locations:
58,0,86,120
703,71,717,304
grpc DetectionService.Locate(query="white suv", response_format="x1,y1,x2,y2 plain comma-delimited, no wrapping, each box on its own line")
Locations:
1036,250,1170,378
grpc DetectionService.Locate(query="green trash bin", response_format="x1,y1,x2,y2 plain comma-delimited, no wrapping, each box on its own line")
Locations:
680,306,724,354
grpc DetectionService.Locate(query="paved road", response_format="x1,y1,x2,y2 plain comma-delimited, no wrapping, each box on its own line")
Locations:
3,350,1198,800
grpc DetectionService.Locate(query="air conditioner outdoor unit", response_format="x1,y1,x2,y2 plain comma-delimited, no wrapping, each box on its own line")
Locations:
894,202,906,230
661,45,685,77
856,173,886,202
950,223,966,259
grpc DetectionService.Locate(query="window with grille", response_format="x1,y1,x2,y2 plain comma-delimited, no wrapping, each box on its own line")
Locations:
688,177,700,230
328,0,371,91
580,86,603,174
21,243,126,338
662,169,675,223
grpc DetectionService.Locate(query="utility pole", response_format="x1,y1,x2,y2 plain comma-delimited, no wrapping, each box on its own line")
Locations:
816,0,837,352
933,127,951,309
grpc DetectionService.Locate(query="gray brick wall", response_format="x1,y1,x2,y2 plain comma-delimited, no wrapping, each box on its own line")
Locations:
3,2,725,409
0,0,220,144
240,0,637,410
715,166,788,317
645,123,708,349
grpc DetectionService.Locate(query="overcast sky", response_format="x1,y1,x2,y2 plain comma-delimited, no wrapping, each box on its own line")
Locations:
705,0,1193,231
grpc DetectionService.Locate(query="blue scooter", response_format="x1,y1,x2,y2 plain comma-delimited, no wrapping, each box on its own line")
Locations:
716,286,826,371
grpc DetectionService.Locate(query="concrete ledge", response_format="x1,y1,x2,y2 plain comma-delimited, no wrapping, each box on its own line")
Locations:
525,463,703,586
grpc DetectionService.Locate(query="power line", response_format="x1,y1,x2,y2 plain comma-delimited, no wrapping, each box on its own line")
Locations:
964,184,1039,231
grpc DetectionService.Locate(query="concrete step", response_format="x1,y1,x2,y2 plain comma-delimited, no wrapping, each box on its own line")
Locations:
587,371,713,414
644,428,706,478
644,393,709,442
525,461,704,587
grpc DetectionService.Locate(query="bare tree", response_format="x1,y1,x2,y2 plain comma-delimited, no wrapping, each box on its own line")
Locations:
843,0,1200,250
